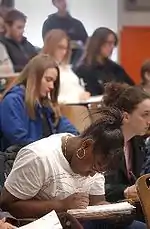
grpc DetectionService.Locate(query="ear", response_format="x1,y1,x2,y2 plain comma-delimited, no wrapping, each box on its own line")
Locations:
81,138,94,149
123,111,130,123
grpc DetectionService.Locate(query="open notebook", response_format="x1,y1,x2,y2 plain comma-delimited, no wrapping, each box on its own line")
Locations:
17,211,62,229
67,202,135,218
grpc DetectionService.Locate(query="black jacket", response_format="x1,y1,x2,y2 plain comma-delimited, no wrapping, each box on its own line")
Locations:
0,36,37,72
42,13,88,43
105,136,146,202
74,60,134,96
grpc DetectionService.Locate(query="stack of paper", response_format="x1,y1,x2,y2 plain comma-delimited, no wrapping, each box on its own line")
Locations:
18,211,62,229
67,202,135,218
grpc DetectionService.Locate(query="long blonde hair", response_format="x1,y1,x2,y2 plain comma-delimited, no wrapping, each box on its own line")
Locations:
2,54,60,121
42,29,71,65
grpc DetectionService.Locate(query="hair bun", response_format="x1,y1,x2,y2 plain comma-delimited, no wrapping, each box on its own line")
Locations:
97,106,123,129
101,82,129,107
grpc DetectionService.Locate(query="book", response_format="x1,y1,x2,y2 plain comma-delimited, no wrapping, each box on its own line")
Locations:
18,211,62,229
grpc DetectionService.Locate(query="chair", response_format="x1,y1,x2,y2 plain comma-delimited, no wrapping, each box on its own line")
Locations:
136,174,150,228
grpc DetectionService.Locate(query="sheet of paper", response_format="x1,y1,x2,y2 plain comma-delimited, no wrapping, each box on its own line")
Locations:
18,211,62,229
67,202,135,215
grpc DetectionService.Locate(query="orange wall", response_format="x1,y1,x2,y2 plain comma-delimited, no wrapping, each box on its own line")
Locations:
120,26,150,84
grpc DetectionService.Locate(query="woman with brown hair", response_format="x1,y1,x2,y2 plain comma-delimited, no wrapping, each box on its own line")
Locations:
42,29,90,103
74,27,134,96
0,54,78,151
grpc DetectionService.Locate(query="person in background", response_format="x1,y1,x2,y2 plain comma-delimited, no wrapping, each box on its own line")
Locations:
42,0,88,65
0,107,146,229
42,29,90,103
100,83,150,205
140,60,150,94
0,54,78,151
74,27,134,96
42,0,88,44
0,9,37,72
0,7,14,74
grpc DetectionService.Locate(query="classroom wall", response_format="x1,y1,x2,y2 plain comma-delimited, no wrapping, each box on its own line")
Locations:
118,0,150,83
118,0,150,29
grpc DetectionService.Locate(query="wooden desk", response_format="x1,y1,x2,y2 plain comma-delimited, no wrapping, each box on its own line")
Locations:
60,97,103,132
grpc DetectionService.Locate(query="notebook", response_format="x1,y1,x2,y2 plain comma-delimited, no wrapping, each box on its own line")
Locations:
67,202,135,218
18,211,62,229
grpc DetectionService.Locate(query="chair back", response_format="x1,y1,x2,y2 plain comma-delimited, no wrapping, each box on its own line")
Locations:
136,174,150,228
60,105,91,132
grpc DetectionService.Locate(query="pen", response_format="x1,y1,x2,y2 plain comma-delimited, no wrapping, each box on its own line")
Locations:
129,171,137,182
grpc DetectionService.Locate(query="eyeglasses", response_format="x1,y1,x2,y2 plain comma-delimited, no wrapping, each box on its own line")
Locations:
104,40,116,46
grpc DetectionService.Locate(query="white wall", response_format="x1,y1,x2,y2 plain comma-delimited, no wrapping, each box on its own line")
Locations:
15,0,118,48
118,0,150,30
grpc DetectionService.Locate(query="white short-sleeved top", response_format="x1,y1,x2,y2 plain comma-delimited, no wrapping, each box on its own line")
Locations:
5,133,105,200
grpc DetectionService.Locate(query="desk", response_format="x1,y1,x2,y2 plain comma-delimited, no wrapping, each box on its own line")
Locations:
60,96,103,132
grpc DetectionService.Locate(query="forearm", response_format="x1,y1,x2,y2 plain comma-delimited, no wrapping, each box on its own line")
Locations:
3,199,65,219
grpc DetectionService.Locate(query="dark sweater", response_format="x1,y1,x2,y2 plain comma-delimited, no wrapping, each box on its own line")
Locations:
0,36,37,72
42,13,88,43
74,59,135,96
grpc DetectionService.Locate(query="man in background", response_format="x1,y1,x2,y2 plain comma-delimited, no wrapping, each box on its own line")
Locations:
42,0,88,44
0,9,37,72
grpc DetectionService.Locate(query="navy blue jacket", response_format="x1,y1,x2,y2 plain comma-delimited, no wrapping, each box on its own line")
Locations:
0,85,78,151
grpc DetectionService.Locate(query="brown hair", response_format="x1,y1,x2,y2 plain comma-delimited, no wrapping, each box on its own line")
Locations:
141,59,150,85
82,27,118,66
2,54,60,120
101,82,150,113
5,9,26,26
42,29,71,65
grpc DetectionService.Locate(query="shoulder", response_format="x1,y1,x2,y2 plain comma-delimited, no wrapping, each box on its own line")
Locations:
1,86,25,105
24,133,66,158
44,14,57,23
108,60,126,72
71,17,84,26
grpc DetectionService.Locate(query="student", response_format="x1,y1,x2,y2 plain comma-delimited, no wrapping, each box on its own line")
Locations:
0,107,146,229
140,59,150,94
42,29,90,103
100,82,150,203
74,27,134,96
42,0,88,44
0,54,78,151
0,9,37,72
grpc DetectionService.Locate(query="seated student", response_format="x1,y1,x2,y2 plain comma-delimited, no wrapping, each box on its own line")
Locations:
42,29,90,103
0,9,37,72
140,59,150,94
100,83,150,204
74,27,134,96
0,54,78,151
0,107,146,229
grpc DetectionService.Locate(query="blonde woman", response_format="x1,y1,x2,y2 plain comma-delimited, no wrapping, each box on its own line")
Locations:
42,29,90,103
0,54,77,151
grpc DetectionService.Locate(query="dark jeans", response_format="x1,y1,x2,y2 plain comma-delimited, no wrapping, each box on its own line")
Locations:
82,220,147,229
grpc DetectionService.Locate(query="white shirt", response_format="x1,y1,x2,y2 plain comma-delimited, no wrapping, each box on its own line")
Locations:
5,133,105,200
58,66,85,103
0,42,14,74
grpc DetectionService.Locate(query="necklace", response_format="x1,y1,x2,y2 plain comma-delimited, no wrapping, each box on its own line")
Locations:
64,135,71,157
